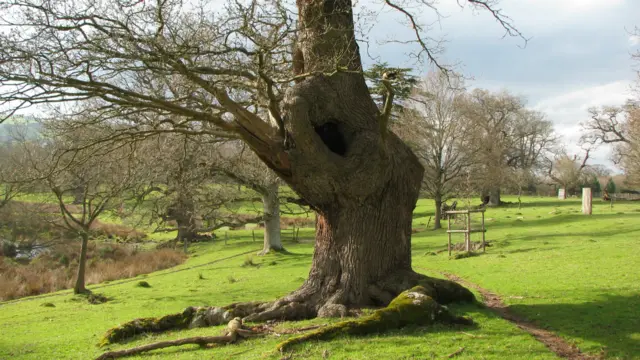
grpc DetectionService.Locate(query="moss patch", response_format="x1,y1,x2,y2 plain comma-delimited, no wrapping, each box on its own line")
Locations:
100,307,196,347
135,281,151,288
276,286,473,352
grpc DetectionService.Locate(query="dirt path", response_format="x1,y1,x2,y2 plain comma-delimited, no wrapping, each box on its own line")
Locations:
423,268,601,360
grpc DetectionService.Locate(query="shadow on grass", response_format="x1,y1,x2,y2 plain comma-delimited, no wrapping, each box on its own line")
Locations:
412,210,435,219
454,212,640,232
508,227,640,242
509,294,640,359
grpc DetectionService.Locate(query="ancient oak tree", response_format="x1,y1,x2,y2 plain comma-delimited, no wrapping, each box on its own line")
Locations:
0,0,519,322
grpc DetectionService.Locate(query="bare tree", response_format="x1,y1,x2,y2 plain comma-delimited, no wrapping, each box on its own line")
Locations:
583,104,640,186
0,144,22,210
0,0,521,320
212,141,288,255
458,89,555,205
546,148,591,197
395,71,472,229
616,107,640,187
11,127,142,294
131,134,264,251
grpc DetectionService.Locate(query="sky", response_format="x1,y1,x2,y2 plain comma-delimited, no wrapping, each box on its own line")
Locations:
2,0,637,171
360,0,640,172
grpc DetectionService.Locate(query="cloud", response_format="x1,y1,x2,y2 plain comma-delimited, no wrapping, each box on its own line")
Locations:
533,81,632,119
531,81,632,169
629,35,640,47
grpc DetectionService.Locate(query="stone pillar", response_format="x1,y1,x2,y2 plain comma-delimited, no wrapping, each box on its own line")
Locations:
582,188,592,215
558,188,566,200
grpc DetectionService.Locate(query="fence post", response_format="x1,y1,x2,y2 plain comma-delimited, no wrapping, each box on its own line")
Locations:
252,230,256,242
465,210,471,253
447,212,452,256
481,210,486,252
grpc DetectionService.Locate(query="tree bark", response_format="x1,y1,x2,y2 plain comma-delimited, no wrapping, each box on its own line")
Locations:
434,196,442,230
73,232,89,294
170,195,197,252
258,183,283,255
489,187,501,206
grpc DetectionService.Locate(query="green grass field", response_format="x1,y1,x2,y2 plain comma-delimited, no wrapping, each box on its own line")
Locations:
0,196,639,360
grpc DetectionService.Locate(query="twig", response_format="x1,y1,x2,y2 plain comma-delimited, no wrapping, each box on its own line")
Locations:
446,347,465,358
458,331,484,338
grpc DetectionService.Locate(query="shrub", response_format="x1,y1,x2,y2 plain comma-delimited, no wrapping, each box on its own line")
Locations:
242,255,256,267
1,240,17,258
58,254,70,267
136,281,151,288
88,293,108,304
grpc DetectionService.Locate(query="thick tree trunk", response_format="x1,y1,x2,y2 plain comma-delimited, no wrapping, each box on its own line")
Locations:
221,0,473,319
434,196,442,230
489,187,501,206
258,183,283,255
170,194,197,252
73,233,89,294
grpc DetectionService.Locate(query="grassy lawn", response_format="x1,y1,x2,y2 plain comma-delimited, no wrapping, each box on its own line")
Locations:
0,196,638,359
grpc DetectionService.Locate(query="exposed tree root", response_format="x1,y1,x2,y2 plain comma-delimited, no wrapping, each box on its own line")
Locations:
275,286,473,352
100,271,474,347
96,318,260,360
96,335,234,360
100,307,196,346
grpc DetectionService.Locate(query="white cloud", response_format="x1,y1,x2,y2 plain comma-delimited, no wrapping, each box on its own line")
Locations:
531,81,632,169
629,35,640,46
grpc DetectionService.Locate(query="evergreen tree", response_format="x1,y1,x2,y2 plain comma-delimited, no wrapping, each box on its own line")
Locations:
364,62,418,118
606,178,617,194
590,176,601,193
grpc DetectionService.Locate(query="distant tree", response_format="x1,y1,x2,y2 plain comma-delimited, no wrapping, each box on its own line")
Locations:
364,62,418,118
11,126,142,294
582,104,639,186
605,178,617,194
588,164,612,177
0,144,21,209
134,134,262,252
546,149,591,197
395,71,472,229
590,176,602,194
211,140,289,255
458,89,555,205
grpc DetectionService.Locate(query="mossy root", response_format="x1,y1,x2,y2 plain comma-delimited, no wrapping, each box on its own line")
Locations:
275,286,473,352
99,307,196,347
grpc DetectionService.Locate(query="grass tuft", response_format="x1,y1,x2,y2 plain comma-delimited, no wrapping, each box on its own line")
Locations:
136,281,151,288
